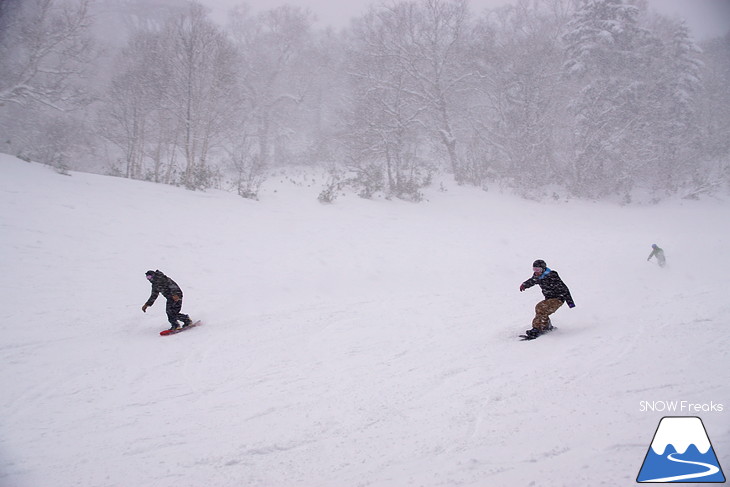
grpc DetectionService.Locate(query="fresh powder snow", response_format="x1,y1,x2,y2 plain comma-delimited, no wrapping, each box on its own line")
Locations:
1,154,728,486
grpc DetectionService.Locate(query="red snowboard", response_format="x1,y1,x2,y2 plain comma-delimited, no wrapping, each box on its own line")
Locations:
160,320,201,336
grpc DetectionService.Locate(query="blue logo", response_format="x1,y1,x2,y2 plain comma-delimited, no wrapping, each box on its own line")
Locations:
637,416,725,483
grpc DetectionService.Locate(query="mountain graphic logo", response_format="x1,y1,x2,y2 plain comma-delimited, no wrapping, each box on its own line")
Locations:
637,416,725,483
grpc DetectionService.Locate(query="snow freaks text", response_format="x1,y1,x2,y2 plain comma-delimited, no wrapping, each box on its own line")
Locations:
639,401,724,413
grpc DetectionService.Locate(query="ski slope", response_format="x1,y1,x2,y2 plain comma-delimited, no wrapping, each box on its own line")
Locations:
1,154,728,486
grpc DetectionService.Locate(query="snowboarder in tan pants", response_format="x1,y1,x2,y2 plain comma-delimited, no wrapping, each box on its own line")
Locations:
520,260,575,338
533,298,564,330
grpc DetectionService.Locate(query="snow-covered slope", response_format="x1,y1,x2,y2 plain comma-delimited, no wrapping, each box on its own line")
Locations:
1,155,728,487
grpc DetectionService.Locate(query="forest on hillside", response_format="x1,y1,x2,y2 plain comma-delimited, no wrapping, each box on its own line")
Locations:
1,0,728,202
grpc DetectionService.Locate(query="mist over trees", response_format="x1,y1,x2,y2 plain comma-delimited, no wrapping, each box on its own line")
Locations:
1,0,728,202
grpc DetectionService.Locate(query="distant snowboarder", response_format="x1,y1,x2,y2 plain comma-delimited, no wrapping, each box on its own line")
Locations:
142,270,193,332
519,259,575,339
647,244,666,268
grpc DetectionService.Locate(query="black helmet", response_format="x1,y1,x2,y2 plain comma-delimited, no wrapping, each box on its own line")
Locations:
532,259,547,269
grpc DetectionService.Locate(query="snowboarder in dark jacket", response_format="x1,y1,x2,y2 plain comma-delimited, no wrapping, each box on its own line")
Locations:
142,270,192,331
519,259,575,338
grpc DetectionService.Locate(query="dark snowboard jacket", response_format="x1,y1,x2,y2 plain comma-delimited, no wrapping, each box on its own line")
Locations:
522,269,575,307
145,270,183,307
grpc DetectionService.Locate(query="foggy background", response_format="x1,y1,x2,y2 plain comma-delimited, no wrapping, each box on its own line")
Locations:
1,0,729,202
203,0,730,39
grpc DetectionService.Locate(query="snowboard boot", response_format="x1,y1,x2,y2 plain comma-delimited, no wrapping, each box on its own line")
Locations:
182,319,193,328
525,328,542,339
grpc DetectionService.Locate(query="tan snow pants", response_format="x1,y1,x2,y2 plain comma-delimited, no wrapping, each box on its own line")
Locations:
532,298,564,330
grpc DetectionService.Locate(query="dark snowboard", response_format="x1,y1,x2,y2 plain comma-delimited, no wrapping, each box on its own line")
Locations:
518,326,556,341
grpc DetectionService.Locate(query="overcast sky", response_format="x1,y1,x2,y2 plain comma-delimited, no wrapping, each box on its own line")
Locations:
202,0,730,40
649,0,730,39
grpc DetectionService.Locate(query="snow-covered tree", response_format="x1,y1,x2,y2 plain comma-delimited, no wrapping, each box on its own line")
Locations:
0,0,97,171
468,0,572,195
164,4,238,189
100,2,238,189
563,0,663,197
343,7,432,199
652,20,703,192
227,5,314,169
695,32,730,195
0,0,94,111
699,33,730,160
100,30,175,182
348,0,472,184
